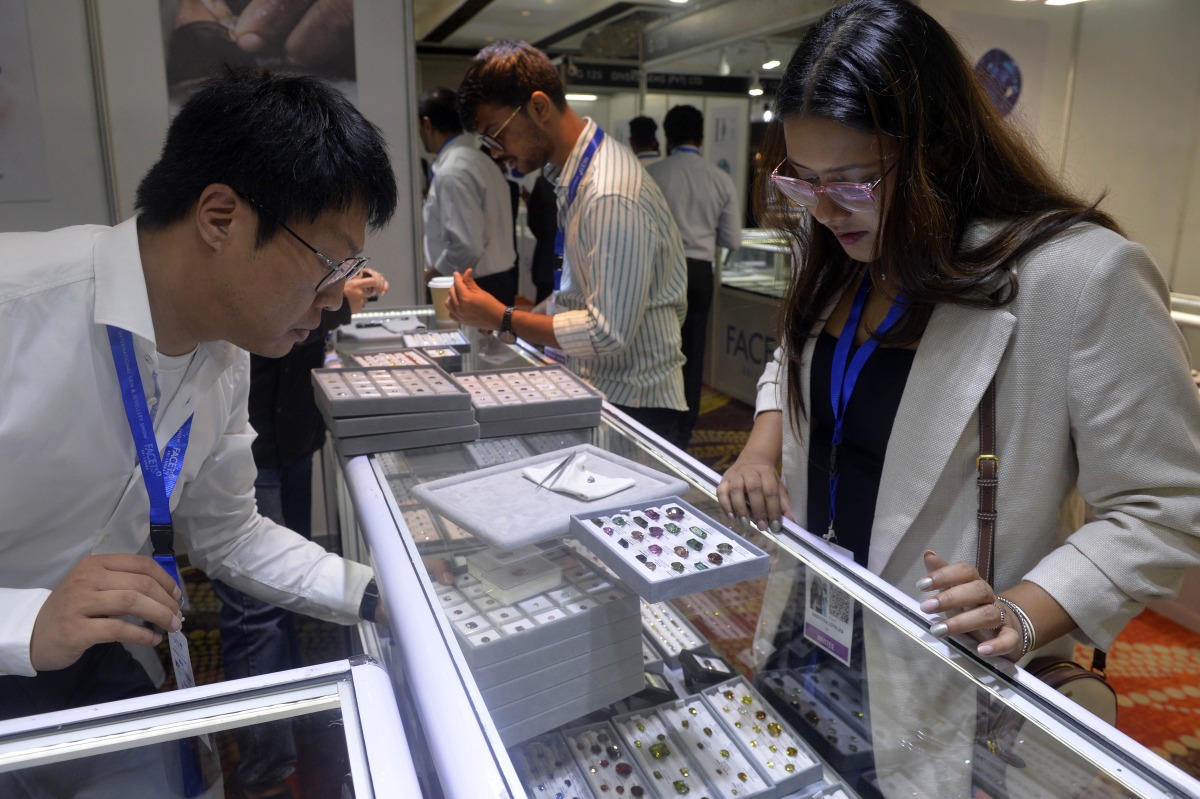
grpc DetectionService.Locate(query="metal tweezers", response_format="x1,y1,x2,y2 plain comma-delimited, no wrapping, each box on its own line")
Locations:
535,452,576,492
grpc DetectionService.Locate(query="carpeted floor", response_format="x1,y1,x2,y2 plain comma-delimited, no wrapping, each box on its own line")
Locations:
159,385,1200,793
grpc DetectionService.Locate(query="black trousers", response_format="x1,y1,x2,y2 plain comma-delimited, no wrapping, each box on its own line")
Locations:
679,258,715,446
613,404,687,450
0,641,156,721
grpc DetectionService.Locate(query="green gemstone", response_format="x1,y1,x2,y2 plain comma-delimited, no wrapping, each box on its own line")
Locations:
649,742,671,759
694,563,708,571
665,523,681,534
689,526,707,538
636,720,645,731
672,780,690,794
719,749,730,758
671,561,685,572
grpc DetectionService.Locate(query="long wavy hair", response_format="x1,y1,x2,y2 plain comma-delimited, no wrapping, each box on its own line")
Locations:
754,0,1120,424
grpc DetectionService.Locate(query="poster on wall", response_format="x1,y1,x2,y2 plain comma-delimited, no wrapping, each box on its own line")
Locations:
949,12,1048,135
158,0,357,114
0,0,50,202
708,104,742,177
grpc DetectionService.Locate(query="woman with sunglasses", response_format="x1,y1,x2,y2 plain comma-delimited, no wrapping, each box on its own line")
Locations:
717,0,1199,773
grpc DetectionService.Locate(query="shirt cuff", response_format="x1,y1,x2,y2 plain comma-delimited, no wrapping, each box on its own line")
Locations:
0,588,51,676
1024,543,1142,650
552,310,597,359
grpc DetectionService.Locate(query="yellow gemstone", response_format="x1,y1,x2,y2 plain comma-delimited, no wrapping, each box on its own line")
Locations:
785,764,796,773
786,746,798,756
679,767,689,777
741,696,753,705
769,745,778,752
767,760,775,768
767,722,782,737
688,706,698,715
719,749,730,758
737,772,748,782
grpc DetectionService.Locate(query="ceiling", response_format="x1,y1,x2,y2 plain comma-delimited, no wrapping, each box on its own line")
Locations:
413,0,804,80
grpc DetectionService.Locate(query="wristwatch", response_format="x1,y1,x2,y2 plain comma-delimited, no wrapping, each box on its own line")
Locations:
498,305,517,344
358,578,381,624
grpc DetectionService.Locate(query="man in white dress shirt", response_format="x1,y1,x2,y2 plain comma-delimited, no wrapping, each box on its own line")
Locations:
0,69,392,736
647,105,741,446
418,87,518,304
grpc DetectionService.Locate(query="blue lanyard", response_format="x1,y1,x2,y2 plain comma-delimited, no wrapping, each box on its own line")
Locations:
107,326,194,586
671,145,701,156
554,126,606,258
826,279,907,543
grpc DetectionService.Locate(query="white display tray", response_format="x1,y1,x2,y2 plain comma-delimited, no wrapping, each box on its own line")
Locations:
332,422,479,457
411,444,689,549
570,497,771,603
312,363,470,417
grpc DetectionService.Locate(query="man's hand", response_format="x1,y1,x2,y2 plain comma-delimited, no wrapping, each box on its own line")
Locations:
447,268,505,332
233,0,354,71
30,555,183,672
343,268,389,313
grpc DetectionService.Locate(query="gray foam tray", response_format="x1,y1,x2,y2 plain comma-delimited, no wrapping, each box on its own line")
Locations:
411,444,690,549
477,411,601,439
451,366,603,422
487,646,643,728
325,407,477,437
498,671,646,747
312,363,471,417
508,733,599,799
333,422,479,457
570,497,771,603
479,633,640,703
655,695,780,799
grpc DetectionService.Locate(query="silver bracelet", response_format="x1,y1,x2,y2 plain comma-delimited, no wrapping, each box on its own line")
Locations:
995,596,1036,657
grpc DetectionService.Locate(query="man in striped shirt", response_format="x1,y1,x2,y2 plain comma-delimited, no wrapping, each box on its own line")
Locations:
450,40,689,446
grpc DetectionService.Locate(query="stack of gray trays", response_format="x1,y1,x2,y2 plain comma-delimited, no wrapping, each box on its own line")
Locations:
433,543,643,745
311,353,479,456
449,365,604,438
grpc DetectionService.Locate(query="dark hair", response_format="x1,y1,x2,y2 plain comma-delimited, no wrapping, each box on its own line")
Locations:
754,0,1120,422
662,105,703,146
419,87,464,135
457,41,566,131
628,116,658,149
135,68,397,246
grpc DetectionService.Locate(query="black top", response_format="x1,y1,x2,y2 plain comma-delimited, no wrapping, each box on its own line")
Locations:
248,301,352,469
807,330,916,566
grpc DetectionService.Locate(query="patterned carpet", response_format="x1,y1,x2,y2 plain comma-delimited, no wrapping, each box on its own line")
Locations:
159,385,1200,792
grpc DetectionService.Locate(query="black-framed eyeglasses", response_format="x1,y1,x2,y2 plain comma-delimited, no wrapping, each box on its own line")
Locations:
240,193,369,292
478,103,525,154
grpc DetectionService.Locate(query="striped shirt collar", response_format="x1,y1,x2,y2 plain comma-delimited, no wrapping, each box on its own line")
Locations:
547,117,601,199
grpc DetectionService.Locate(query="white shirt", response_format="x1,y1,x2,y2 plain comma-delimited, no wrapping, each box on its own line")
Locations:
548,119,688,410
647,146,741,262
423,135,516,278
0,218,372,676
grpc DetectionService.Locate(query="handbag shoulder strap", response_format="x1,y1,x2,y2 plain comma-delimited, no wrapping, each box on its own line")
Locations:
976,378,1107,673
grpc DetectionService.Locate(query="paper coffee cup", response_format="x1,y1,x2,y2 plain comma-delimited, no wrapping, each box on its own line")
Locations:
429,275,454,322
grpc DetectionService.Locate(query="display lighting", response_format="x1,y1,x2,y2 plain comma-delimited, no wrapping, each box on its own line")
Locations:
762,59,781,70
565,93,598,102
748,71,763,97
717,48,731,77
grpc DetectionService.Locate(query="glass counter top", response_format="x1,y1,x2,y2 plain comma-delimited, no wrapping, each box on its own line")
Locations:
347,407,1200,799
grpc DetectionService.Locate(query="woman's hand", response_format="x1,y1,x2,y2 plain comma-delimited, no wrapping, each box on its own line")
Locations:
918,551,1023,659
716,410,790,532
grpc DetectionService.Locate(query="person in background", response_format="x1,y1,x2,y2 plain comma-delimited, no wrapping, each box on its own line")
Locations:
0,67,395,793
522,173,560,304
716,1,1200,792
628,115,661,163
418,87,518,305
212,267,388,799
450,41,689,446
647,104,741,447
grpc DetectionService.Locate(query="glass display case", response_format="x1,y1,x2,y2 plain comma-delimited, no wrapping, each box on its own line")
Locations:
0,659,422,798
336,404,1200,799
710,230,792,404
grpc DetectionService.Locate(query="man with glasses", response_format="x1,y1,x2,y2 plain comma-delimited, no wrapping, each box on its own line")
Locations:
452,40,690,446
418,87,518,305
0,68,396,779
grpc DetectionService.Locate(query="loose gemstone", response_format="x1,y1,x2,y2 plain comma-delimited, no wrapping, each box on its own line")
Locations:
616,788,624,795
665,523,681,534
599,784,609,792
599,759,609,767
645,509,660,520
665,506,684,520
618,538,629,548
671,562,685,572
613,516,627,526
591,517,605,527
707,553,724,565
755,710,767,720
688,526,707,539
672,780,689,795
719,749,729,758
633,516,648,528
649,742,670,759
673,545,690,558
694,564,707,571
636,720,645,731
603,527,615,536
592,744,602,754
630,530,644,541
644,561,657,571
786,747,798,757
686,538,703,551
649,526,664,538
631,788,644,798
688,707,698,715
703,727,713,737
679,767,689,777
616,762,632,776
681,719,689,728
741,696,753,705
648,544,663,555
767,722,782,737
723,690,735,700
753,725,762,733
785,764,795,773
767,760,775,769
737,773,748,782
608,745,620,757
749,740,758,747
769,744,777,752
716,543,733,555
653,771,662,779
